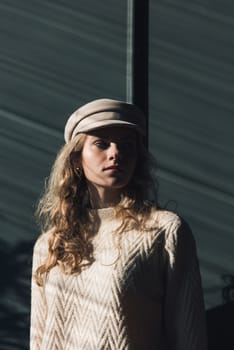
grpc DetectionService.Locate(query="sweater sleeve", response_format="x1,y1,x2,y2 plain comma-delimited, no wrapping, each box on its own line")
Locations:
30,233,48,350
163,217,208,350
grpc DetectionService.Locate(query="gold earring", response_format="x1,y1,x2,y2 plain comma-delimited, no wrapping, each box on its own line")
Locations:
75,167,82,177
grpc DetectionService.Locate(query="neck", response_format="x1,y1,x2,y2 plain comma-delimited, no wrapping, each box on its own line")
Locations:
87,183,122,209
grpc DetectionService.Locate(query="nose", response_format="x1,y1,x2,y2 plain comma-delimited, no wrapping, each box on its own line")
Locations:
108,142,121,161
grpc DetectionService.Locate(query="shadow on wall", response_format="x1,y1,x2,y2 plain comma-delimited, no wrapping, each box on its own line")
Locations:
0,238,33,350
0,237,234,350
207,274,234,350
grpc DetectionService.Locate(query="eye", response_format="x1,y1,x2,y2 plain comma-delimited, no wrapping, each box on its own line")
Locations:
94,139,109,150
119,140,136,151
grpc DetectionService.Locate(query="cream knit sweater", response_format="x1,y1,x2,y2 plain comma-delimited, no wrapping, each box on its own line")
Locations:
30,208,207,350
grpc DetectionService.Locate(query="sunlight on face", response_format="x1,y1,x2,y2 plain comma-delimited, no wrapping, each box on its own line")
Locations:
81,127,137,195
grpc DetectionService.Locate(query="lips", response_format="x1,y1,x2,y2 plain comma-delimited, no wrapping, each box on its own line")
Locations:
104,165,122,171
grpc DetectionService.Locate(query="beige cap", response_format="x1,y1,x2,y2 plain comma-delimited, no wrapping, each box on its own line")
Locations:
64,98,146,143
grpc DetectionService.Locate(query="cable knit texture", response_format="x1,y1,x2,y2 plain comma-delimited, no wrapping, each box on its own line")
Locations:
30,208,208,350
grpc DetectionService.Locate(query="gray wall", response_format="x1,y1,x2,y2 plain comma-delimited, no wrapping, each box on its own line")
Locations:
149,0,234,310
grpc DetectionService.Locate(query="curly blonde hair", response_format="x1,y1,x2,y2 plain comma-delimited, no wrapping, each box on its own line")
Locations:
35,133,158,286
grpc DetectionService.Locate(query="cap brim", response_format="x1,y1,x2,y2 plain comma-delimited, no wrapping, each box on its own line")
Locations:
73,120,145,136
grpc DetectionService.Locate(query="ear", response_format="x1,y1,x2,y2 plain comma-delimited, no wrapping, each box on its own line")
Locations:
73,158,80,169
70,151,82,170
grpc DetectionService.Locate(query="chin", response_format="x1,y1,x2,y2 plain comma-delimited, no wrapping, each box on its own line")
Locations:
107,181,129,190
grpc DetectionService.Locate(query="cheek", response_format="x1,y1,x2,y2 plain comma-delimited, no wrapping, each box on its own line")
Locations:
81,148,91,165
81,147,104,173
124,155,137,181
130,160,137,177
130,154,138,174
127,151,137,168
81,150,94,174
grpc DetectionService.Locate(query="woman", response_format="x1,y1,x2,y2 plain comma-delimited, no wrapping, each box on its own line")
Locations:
30,98,208,349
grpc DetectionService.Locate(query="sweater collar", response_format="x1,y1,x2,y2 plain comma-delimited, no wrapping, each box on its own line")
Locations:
88,207,116,222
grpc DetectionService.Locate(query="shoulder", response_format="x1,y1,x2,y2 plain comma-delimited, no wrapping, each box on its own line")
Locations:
148,207,182,232
33,230,51,258
31,231,51,270
149,207,195,247
151,209,197,267
154,208,181,227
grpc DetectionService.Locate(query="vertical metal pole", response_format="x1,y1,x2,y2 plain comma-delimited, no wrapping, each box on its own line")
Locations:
126,0,149,146
126,0,134,104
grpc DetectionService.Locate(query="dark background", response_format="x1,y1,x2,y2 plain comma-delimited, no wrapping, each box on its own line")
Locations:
0,1,233,349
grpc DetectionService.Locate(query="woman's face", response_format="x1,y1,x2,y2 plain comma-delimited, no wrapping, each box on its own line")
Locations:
81,126,137,194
